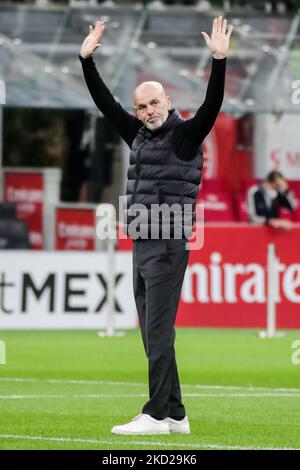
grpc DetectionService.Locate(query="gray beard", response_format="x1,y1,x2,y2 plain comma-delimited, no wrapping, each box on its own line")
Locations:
144,113,168,130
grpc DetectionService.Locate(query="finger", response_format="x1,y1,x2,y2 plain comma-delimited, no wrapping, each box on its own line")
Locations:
96,24,105,40
212,17,217,36
201,32,210,46
94,21,101,33
217,16,222,33
97,22,106,34
222,18,227,34
226,24,233,37
89,25,93,34
95,20,104,34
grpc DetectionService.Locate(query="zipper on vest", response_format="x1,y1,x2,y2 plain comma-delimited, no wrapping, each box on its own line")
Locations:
132,139,149,204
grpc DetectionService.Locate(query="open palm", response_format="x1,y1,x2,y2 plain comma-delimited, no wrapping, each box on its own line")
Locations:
201,16,233,59
80,20,105,59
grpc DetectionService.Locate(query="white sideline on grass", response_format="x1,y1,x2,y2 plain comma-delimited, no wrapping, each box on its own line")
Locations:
0,434,299,451
0,393,300,399
0,376,300,393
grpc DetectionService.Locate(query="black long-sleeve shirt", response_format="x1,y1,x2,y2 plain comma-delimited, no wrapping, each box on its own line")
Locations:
79,54,226,161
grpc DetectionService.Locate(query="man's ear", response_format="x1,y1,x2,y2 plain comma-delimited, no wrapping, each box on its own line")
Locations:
167,96,171,109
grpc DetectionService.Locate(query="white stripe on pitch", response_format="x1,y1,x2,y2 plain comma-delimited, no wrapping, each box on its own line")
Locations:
0,392,299,399
0,434,299,450
0,394,147,399
0,377,147,386
184,393,300,397
0,376,300,393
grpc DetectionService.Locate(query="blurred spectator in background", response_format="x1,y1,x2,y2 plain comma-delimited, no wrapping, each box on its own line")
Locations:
61,110,90,202
61,110,118,203
3,0,297,11
247,170,297,229
268,0,295,12
219,0,295,12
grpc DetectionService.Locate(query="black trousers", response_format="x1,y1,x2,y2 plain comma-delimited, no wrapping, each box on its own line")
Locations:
133,238,190,420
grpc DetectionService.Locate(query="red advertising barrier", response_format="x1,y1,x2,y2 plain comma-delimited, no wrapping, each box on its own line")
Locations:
4,172,44,249
2,168,61,250
117,224,300,329
55,206,96,251
197,192,235,222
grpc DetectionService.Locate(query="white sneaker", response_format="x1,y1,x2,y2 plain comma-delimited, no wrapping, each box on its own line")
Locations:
166,416,190,434
111,413,170,435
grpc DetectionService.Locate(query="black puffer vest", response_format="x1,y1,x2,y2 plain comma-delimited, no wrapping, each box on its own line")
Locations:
123,109,203,239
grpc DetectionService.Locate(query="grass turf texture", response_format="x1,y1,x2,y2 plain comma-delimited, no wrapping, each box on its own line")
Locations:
0,328,300,450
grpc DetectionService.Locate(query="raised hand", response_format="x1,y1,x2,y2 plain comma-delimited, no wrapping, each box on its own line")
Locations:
201,16,233,59
80,20,106,59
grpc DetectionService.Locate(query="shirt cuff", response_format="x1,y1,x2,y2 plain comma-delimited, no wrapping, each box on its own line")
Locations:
212,56,227,65
78,54,94,63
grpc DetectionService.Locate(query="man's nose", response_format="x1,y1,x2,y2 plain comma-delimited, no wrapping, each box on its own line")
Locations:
146,105,155,114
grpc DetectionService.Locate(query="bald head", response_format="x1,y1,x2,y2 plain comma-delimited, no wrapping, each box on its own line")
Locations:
133,81,167,102
133,81,171,130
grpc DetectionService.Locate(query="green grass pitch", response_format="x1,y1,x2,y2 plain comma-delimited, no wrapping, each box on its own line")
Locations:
0,328,300,450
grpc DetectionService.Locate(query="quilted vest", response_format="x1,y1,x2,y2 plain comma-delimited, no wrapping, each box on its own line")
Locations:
123,109,203,239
